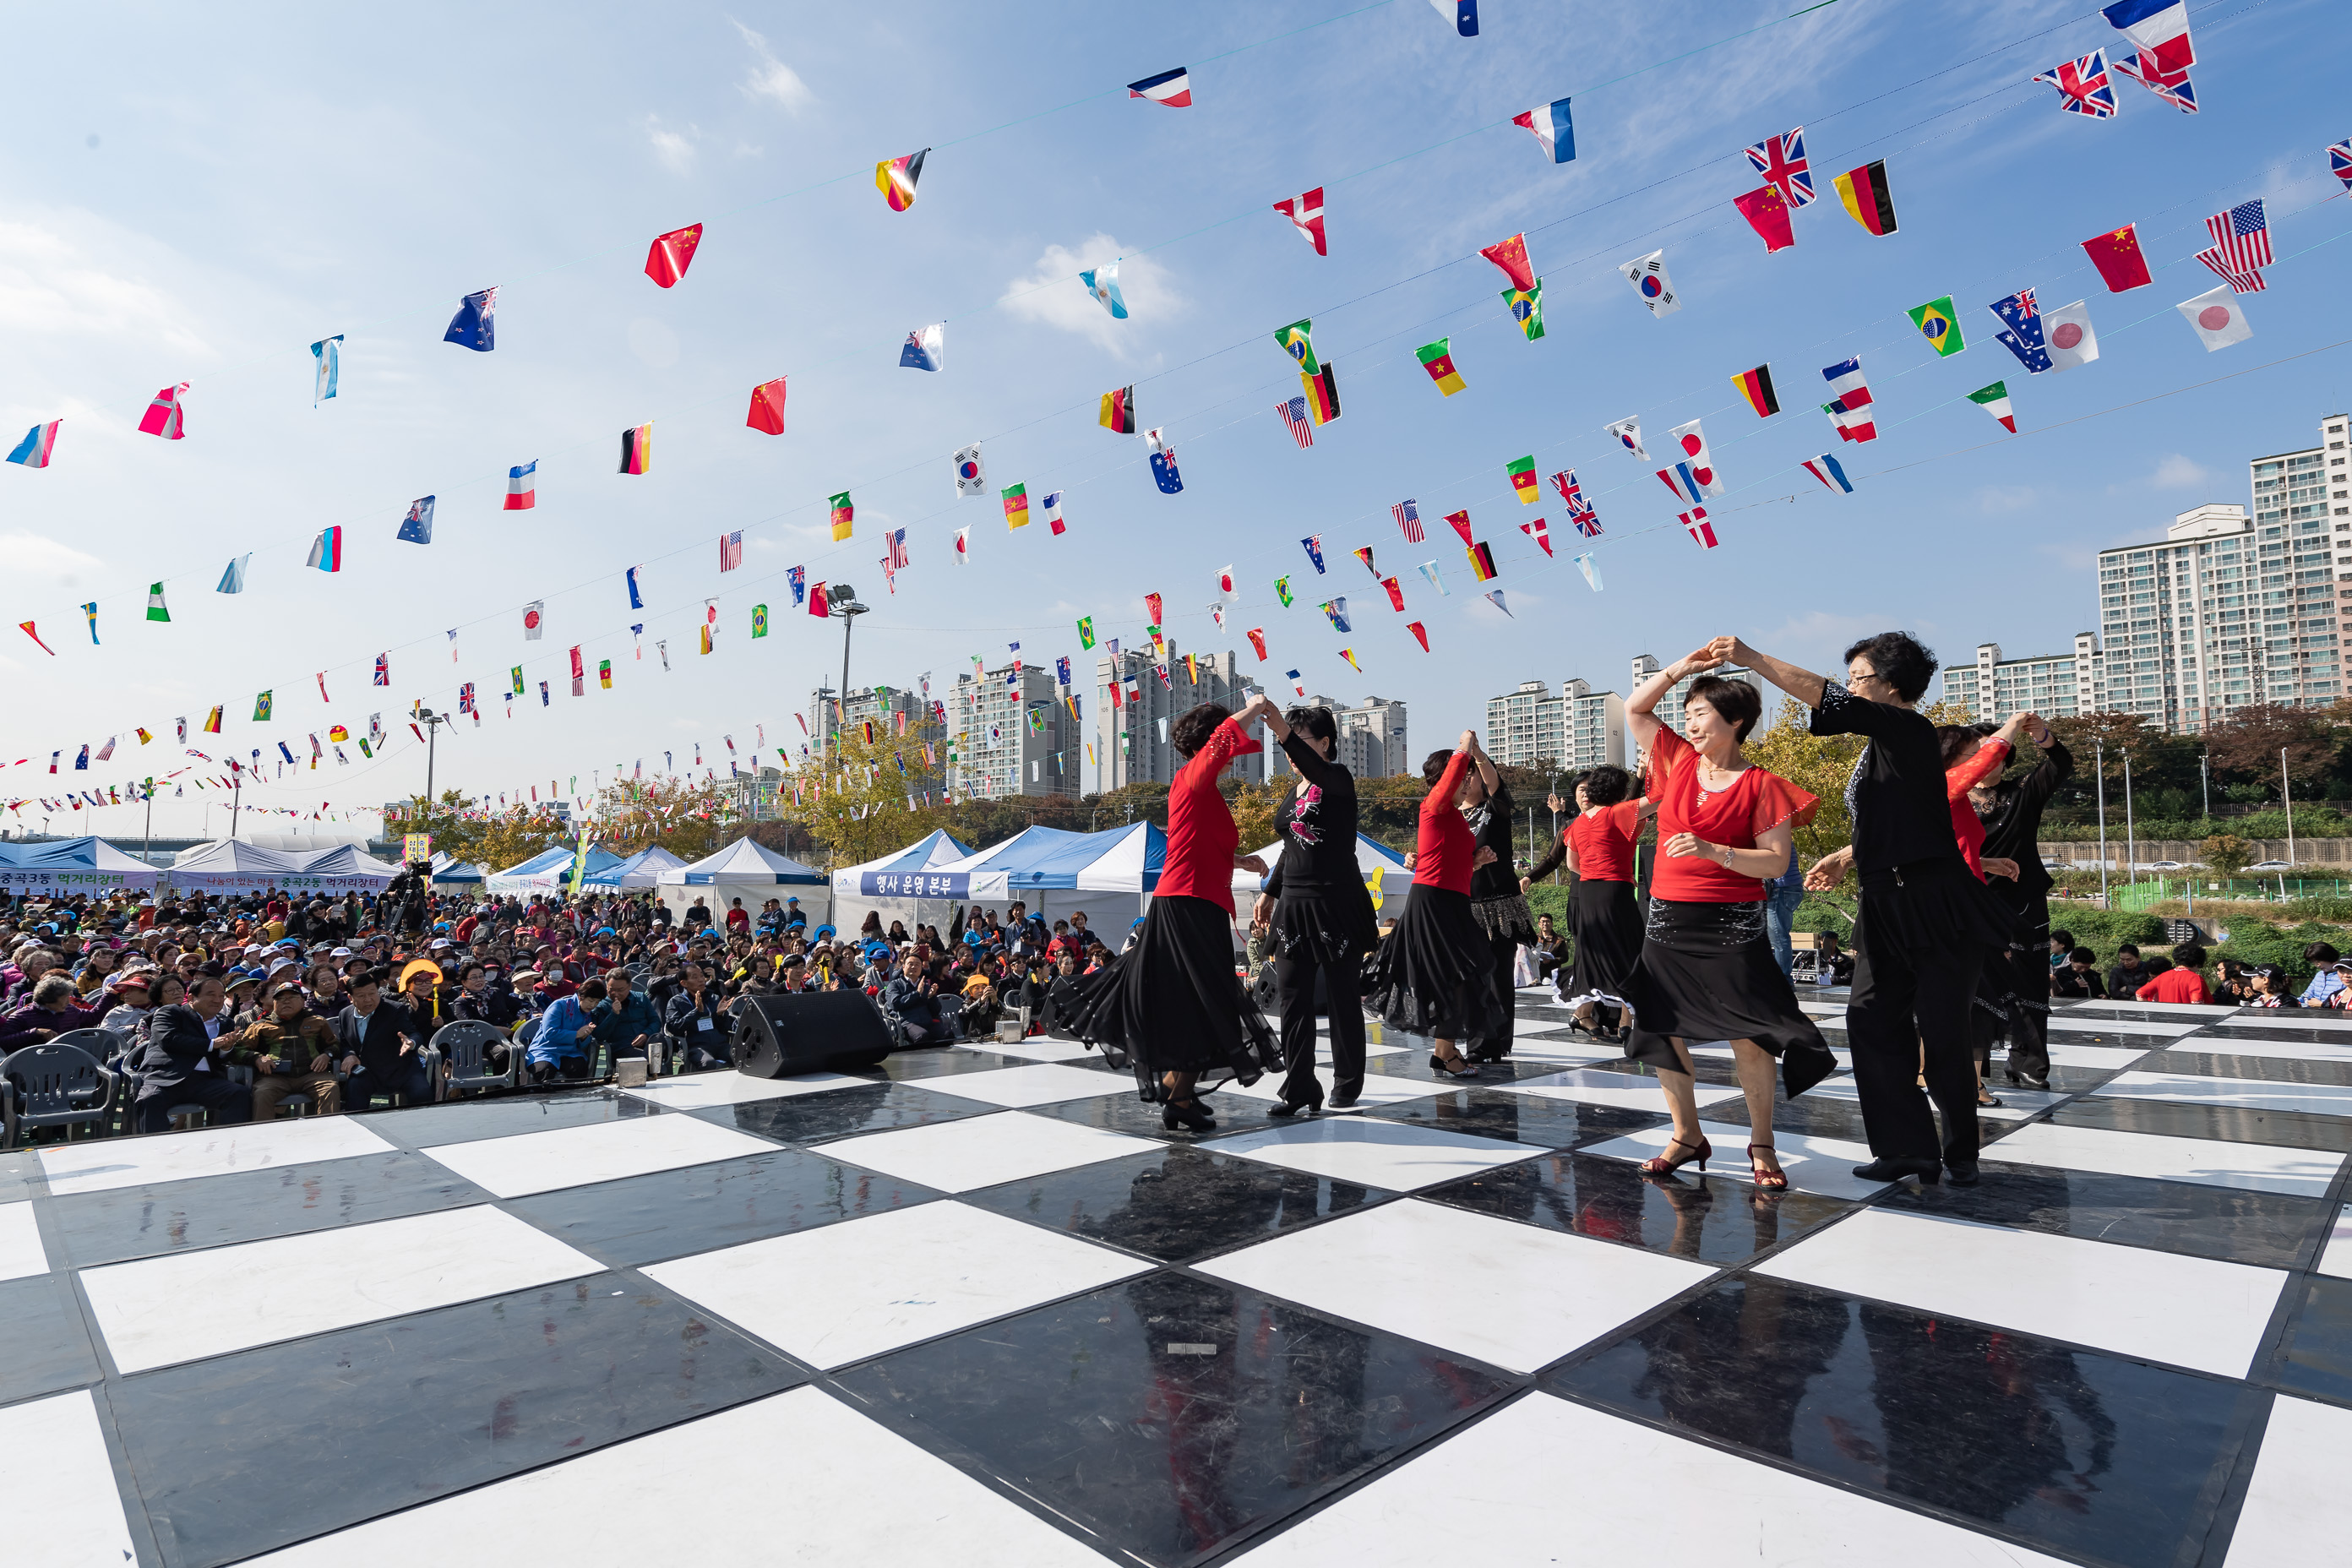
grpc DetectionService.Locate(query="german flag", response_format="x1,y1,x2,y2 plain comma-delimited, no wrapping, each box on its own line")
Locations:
1834,160,1897,237
1467,542,1498,581
1731,364,1780,418
875,149,928,212
618,422,652,474
1301,363,1340,424
1098,385,1136,434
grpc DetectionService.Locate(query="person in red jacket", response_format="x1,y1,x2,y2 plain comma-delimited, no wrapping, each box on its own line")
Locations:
1364,729,1507,1079
2136,943,2211,1004
1067,695,1282,1131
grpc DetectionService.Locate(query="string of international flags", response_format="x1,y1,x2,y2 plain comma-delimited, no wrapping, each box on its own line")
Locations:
3,0,2346,820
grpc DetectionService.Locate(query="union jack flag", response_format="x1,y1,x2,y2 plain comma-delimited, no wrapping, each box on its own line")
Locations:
373,653,389,687
1745,126,1813,207
2034,49,2117,118
1277,396,1315,449
719,530,743,572
2204,199,2273,272
2111,52,2197,113
2333,139,2352,192
457,681,476,714
1392,498,1425,542
1550,470,1601,536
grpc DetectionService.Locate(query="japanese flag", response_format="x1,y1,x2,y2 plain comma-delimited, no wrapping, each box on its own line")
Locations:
1217,564,1236,594
2044,300,2100,370
2175,286,2251,351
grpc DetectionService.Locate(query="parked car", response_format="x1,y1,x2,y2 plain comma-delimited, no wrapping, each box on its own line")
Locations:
2135,860,2184,871
2246,860,2293,873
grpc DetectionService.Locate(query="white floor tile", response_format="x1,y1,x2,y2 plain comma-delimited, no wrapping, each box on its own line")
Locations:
1577,1124,1892,1201
821,1109,1156,1192
2213,1009,2352,1030
2042,1043,2150,1069
79,1205,602,1374
1230,1391,2075,1568
1196,1200,1712,1374
1983,1119,2345,1199
0,1391,138,1566
618,1070,869,1109
1500,1043,1631,1067
2317,1205,2352,1280
38,1115,395,1195
953,1036,1103,1063
645,1200,1146,1369
2044,1017,2205,1038
2067,999,2240,1017
896,1060,1130,1108
242,1385,1106,1567
1203,1117,1538,1192
421,1113,783,1199
2095,1070,2352,1119
1502,1067,1745,1115
1757,1207,2288,1379
0,1196,47,1281
2183,1032,2352,1064
2224,1394,2352,1566
1796,1077,2052,1123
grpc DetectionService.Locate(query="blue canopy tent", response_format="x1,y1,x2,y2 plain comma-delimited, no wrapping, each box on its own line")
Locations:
484,846,626,896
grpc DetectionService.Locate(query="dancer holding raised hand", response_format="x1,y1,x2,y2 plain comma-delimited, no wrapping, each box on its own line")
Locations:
1365,730,1505,1079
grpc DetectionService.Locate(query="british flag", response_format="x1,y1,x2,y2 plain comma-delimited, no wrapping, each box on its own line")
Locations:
2333,139,2352,192
1745,126,1814,207
2034,49,2118,118
1551,470,1602,536
372,653,389,687
2111,52,2197,113
718,530,744,572
1277,396,1315,449
1392,498,1425,542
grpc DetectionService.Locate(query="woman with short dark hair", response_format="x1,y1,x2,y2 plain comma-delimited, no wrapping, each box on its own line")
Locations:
1364,730,1507,1078
1523,763,1656,1039
1066,698,1283,1130
1729,630,2013,1186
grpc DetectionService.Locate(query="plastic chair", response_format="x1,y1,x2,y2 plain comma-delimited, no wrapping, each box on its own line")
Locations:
1,1040,115,1149
226,1063,318,1119
430,1021,517,1095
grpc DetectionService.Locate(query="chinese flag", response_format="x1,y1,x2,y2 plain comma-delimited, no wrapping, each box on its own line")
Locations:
645,223,704,288
745,377,787,435
2080,224,2153,292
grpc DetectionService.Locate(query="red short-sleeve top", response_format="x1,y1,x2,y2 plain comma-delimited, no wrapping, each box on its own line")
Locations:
1567,800,1644,884
1645,727,1819,903
1413,750,1478,895
1154,718,1260,912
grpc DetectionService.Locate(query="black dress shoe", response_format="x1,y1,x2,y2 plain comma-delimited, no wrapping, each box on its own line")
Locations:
1326,1088,1361,1109
1944,1161,1981,1186
1267,1092,1322,1118
1850,1157,1942,1184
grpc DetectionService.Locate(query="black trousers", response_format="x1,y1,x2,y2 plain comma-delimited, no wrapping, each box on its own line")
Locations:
1979,895,2051,1084
1277,950,1365,1103
133,1073,253,1135
1468,934,1521,1059
1848,900,1984,1165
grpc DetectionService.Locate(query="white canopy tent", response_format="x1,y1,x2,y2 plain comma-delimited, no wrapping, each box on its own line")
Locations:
907,821,1168,934
826,828,975,938
0,837,161,897
165,839,401,896
657,837,830,928
1231,833,1413,918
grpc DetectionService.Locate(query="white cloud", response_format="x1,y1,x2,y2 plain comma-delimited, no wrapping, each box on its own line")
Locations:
645,115,699,174
2153,453,2209,488
1975,485,2036,514
732,20,814,112
0,220,211,356
999,237,1181,353
0,530,106,591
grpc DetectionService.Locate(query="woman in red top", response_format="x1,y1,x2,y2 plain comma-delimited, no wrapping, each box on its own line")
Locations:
1523,765,1658,1041
1364,730,1505,1078
1615,648,1833,1191
1067,696,1282,1131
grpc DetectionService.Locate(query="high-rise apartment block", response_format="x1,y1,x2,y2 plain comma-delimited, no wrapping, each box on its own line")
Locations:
1091,642,1263,792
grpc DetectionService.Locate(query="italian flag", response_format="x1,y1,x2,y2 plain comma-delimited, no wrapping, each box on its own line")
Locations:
1506,455,1539,502
1968,381,2017,433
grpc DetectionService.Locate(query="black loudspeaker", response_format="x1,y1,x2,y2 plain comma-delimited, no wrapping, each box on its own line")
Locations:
732,990,899,1077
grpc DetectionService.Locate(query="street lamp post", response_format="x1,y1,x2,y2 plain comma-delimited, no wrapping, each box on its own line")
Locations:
828,585,870,754
416,708,450,809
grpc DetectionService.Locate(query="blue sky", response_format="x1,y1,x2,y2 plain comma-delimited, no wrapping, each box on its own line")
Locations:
3,0,2347,835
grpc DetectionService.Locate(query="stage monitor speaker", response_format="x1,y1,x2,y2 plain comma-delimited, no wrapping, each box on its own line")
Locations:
733,990,899,1077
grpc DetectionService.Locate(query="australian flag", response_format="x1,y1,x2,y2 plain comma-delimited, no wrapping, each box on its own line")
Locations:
1147,429,1182,493
1300,535,1326,574
1055,656,1071,687
397,495,435,543
787,565,806,607
1990,288,2053,373
444,287,498,351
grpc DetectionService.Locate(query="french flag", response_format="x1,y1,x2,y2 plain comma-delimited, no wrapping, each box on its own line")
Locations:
2103,0,2193,78
1127,67,1190,107
1512,98,1575,164
505,459,536,510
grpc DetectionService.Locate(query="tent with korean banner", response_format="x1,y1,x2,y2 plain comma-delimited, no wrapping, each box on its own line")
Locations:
485,845,627,896
656,836,830,928
0,836,161,897
912,820,1167,934
580,846,689,890
165,839,400,896
827,828,974,937
1230,832,1413,916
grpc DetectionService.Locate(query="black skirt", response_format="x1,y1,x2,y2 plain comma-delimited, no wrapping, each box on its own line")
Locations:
1271,879,1380,967
1620,897,1837,1097
1560,878,1642,1009
1363,884,1504,1040
1066,893,1278,1093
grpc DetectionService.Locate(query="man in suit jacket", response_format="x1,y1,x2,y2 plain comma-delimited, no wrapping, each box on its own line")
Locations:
133,974,254,1134
334,967,431,1111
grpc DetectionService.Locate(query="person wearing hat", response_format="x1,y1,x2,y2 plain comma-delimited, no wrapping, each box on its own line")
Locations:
2246,965,2300,1010
228,979,344,1119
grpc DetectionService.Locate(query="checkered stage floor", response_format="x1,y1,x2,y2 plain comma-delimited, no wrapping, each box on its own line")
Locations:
6,993,2350,1566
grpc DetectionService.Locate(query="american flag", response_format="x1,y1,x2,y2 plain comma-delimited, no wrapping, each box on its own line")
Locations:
884,527,910,569
1277,396,1315,449
2196,248,2265,293
2034,49,2117,118
1745,126,1813,207
718,531,743,572
1392,498,1425,542
2203,199,2272,272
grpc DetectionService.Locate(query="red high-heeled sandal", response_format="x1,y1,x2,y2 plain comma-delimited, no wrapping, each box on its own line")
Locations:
1748,1143,1789,1190
1640,1135,1712,1175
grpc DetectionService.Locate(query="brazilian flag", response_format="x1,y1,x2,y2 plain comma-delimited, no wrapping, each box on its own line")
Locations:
1908,296,1966,357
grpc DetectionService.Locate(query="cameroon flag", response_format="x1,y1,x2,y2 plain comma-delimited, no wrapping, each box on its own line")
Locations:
829,491,854,542
1506,456,1540,502
1002,482,1031,529
1908,297,1965,357
1416,339,1466,396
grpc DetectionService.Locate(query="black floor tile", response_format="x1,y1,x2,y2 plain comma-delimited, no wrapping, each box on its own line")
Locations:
2138,1049,2352,1088
0,1271,101,1407
861,1046,1039,1081
2268,1274,2352,1407
835,1270,1513,1566
689,1081,999,1145
1548,1274,2263,1568
2044,1026,2179,1050
46,1151,491,1266
376,1089,662,1149
957,1144,1391,1265
508,1147,944,1267
2050,1095,2352,1153
109,1272,805,1568
0,1149,40,1199
2193,1022,2350,1046
1700,1092,1877,1143
1879,1168,2330,1270
2056,1006,2229,1025
1364,1086,1659,1149
1029,1089,1288,1143
1422,1151,1848,1266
